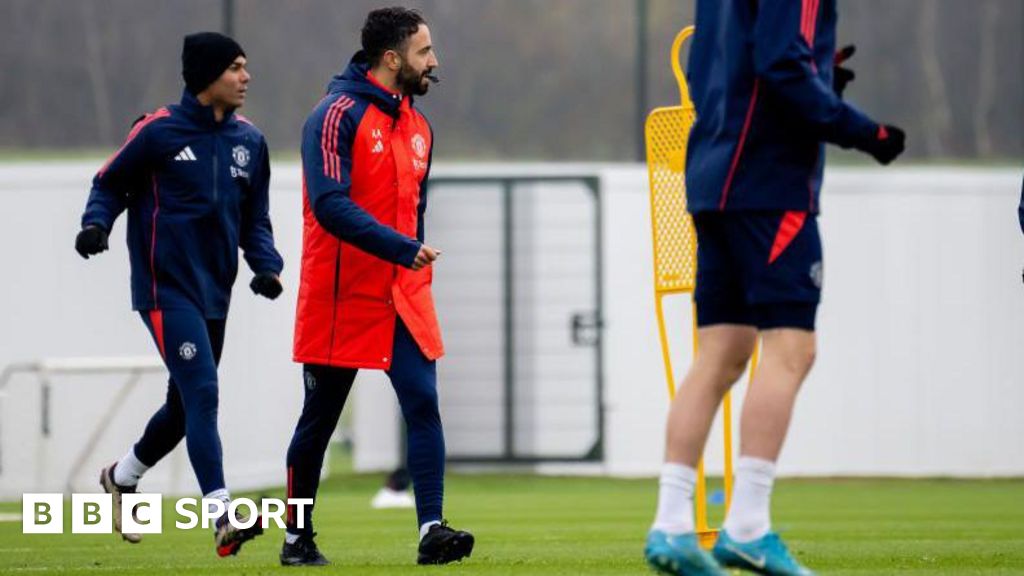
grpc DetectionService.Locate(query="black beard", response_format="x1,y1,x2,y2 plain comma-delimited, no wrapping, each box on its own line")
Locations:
398,64,430,97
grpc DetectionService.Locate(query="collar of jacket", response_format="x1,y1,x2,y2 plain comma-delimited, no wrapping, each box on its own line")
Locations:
178,88,237,129
326,51,412,119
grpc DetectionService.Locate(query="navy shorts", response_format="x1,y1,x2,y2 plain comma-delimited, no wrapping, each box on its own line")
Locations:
693,211,822,331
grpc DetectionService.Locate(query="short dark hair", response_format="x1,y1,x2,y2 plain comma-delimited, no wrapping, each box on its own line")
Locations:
361,7,427,67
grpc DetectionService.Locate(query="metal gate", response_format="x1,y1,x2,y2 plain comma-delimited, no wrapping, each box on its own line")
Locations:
425,176,603,463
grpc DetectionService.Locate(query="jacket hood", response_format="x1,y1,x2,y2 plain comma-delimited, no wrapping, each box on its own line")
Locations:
326,51,408,117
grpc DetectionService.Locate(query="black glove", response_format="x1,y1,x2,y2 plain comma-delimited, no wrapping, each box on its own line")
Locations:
75,226,109,259
833,44,856,97
862,124,906,165
250,272,283,300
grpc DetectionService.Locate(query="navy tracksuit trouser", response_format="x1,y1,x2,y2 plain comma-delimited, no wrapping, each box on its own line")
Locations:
134,309,226,495
285,318,445,534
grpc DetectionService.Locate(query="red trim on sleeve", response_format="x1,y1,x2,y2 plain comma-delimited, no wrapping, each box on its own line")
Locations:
330,98,355,179
98,108,170,177
320,101,341,179
801,0,821,45
321,96,355,181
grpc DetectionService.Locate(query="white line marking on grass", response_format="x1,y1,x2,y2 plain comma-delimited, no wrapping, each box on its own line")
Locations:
0,513,22,522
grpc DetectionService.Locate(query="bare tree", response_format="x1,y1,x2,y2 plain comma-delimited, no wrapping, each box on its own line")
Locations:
80,0,113,144
973,0,999,157
917,0,954,157
0,0,1020,160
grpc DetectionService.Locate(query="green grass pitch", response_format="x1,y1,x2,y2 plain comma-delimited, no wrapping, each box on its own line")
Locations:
1,473,1022,574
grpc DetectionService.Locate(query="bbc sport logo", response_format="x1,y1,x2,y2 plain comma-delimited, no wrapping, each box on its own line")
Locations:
22,493,313,534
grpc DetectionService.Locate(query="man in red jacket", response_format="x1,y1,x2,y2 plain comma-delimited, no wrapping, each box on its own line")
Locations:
282,7,473,567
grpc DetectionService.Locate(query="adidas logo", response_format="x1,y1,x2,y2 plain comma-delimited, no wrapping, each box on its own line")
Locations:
174,146,197,161
371,140,384,154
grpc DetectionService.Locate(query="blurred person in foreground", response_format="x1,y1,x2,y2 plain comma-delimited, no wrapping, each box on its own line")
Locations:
76,32,283,556
644,2,905,575
282,6,473,567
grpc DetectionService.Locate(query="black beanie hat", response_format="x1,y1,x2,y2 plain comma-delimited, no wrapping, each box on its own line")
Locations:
181,32,246,96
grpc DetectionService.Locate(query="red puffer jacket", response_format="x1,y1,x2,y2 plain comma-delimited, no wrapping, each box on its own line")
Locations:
294,52,442,369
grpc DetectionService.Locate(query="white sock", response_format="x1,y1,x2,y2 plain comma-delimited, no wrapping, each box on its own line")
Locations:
651,463,697,535
204,488,231,520
113,449,150,487
723,456,776,543
419,520,441,541
285,531,301,544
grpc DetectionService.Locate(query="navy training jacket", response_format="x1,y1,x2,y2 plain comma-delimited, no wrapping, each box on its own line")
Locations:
81,90,284,318
685,0,883,214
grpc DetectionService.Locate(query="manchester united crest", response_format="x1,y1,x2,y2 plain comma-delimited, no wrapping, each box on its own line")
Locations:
232,145,250,168
411,134,427,159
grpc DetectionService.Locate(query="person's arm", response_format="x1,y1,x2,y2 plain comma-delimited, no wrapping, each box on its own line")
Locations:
240,138,284,276
301,100,421,268
77,112,162,258
82,115,159,232
241,137,285,299
752,1,892,153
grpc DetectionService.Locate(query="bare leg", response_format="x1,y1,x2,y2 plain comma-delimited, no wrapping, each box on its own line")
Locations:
665,325,758,465
651,324,756,538
739,328,816,461
723,327,816,542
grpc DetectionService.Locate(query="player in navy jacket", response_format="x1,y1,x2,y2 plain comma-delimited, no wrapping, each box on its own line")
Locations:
76,32,281,557
685,1,903,214
645,3,905,575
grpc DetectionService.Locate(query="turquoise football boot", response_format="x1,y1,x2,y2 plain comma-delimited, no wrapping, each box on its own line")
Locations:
712,531,815,576
645,530,728,576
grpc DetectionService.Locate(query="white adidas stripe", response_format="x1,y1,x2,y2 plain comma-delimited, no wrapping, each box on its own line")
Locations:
174,146,197,161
